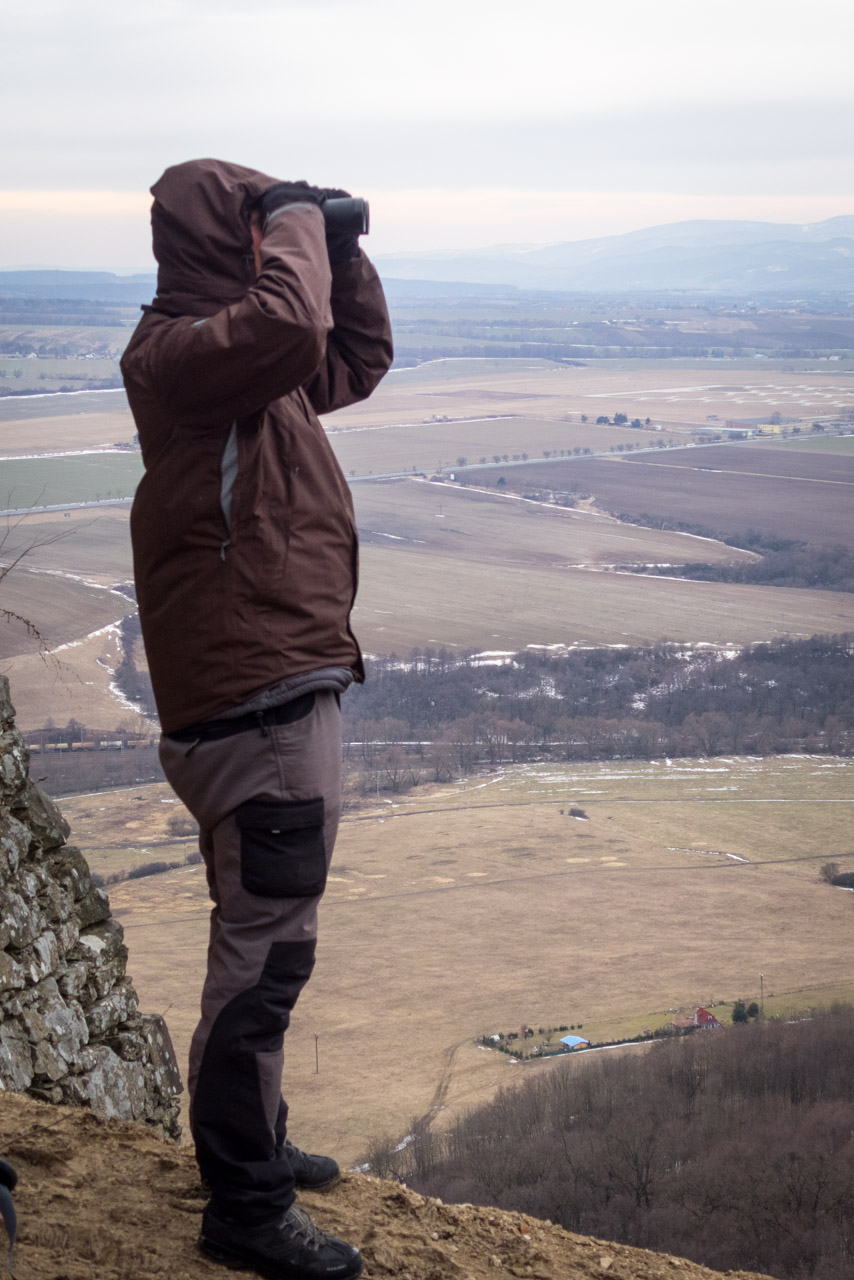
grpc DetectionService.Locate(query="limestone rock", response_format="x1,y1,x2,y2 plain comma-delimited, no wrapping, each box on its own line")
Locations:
0,731,28,802
57,960,87,999
62,1044,150,1122
141,1013,183,1099
76,886,111,929
85,981,138,1039
45,845,92,902
0,674,182,1139
0,1022,33,1090
0,683,14,731
0,813,28,882
11,778,70,850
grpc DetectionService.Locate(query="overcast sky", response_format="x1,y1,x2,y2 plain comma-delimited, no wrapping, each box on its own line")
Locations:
3,0,854,270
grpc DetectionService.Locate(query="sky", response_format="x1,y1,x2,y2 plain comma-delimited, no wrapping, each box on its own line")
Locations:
3,0,854,271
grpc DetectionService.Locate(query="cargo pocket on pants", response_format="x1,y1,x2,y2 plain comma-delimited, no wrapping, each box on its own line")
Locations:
235,798,327,897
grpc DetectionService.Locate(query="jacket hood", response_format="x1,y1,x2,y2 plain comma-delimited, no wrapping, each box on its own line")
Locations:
149,157,280,316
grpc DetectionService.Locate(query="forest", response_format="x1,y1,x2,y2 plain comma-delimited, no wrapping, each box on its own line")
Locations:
340,633,853,792
371,1006,854,1280
29,631,853,795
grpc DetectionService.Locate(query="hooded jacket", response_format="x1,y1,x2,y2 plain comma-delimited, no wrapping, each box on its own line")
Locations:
121,158,393,733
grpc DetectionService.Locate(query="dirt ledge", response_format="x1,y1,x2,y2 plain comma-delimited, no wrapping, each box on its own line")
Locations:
0,1092,772,1280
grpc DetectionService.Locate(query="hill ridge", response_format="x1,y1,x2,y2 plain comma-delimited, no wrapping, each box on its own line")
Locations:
0,1091,773,1280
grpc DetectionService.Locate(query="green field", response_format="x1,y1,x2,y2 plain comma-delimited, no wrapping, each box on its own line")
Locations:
768,432,854,454
0,354,123,394
1,453,142,507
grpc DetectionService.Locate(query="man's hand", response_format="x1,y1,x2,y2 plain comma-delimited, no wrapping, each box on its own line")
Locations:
256,181,326,225
256,181,362,266
318,186,360,266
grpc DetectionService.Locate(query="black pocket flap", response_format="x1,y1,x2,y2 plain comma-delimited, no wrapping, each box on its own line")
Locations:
236,798,324,832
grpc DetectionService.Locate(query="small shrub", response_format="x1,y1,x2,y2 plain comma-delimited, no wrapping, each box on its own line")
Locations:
127,859,181,880
168,814,199,837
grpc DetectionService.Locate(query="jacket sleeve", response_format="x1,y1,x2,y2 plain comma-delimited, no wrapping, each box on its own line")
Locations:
133,206,334,426
303,251,394,416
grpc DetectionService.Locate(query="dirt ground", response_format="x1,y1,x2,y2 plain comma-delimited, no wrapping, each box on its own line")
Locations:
0,1091,772,1280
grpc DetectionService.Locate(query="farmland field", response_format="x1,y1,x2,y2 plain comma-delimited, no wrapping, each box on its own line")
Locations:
0,566,135,660
0,508,134,586
329,414,669,475
3,360,853,730
0,453,142,508
59,753,854,1162
759,432,854,455
0,409,135,455
5,362,854,462
622,442,854,484
467,452,854,548
6,473,854,730
329,361,854,434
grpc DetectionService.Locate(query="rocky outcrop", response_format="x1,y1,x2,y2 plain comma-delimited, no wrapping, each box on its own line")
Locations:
0,675,181,1138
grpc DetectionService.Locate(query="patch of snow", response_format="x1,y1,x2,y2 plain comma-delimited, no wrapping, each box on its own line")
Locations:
49,621,121,655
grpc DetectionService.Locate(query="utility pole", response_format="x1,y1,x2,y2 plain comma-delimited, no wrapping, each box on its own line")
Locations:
760,973,765,1017
314,1034,319,1075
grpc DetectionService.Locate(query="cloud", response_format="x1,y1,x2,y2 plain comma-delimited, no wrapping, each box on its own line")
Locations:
3,103,853,200
0,191,150,213
2,0,853,261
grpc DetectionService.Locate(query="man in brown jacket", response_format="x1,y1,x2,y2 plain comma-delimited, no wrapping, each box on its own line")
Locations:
121,158,393,1280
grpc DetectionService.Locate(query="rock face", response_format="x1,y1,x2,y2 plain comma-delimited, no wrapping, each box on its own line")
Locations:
0,675,181,1138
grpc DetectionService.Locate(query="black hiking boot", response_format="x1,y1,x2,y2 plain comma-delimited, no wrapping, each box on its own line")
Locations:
284,1140,340,1191
199,1202,362,1280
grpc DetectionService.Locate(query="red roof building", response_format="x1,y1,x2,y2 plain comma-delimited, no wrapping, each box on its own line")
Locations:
672,1007,721,1030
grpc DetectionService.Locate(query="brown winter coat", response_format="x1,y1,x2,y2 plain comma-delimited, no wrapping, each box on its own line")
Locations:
121,159,393,732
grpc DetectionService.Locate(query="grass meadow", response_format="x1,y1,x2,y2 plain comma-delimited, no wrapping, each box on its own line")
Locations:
1,453,142,508
57,753,854,1164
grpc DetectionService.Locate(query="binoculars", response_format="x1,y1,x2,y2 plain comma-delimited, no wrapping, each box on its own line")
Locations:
323,197,370,237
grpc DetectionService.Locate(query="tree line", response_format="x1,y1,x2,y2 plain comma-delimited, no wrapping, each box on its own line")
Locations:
367,1006,854,1280
40,631,851,797
608,519,854,593
342,634,853,793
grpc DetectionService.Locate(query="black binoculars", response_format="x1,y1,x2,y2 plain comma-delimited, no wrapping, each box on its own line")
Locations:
323,197,370,237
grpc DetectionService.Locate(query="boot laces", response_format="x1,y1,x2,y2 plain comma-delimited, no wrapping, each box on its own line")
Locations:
288,1205,327,1249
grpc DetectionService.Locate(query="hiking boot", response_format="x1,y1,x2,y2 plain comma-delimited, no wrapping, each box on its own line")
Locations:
284,1140,340,1191
199,1202,362,1280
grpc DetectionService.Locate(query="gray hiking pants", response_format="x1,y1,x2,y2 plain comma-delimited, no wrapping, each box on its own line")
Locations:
158,690,341,1219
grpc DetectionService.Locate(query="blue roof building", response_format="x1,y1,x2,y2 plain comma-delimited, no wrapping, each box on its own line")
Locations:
560,1034,590,1049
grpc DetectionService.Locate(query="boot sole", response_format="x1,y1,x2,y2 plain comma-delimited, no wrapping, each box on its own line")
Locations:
199,1234,363,1280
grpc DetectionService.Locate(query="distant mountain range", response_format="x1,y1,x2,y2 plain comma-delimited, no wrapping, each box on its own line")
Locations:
0,270,156,304
375,216,854,294
2,217,854,300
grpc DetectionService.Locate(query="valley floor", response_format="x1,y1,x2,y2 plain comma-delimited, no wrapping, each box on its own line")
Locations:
58,754,854,1167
